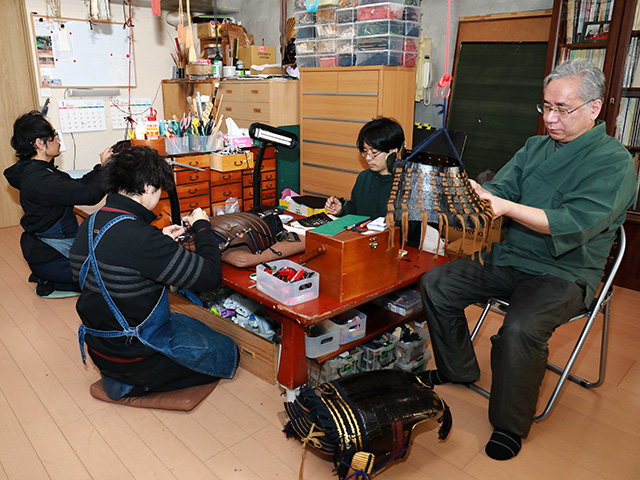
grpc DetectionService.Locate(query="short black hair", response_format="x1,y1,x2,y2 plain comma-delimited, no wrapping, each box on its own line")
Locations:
10,110,56,161
102,146,174,195
356,117,405,153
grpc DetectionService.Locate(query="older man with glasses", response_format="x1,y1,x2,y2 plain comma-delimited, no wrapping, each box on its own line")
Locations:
419,59,637,460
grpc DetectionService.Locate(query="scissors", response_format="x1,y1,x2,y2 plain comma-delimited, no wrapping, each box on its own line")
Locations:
180,114,191,137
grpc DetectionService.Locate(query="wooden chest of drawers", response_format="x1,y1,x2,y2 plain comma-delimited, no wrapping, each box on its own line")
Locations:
299,66,416,198
218,79,299,130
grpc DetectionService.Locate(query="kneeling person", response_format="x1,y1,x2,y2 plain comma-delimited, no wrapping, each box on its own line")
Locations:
70,146,238,399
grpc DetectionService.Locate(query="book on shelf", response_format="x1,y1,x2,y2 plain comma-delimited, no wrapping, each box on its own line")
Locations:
623,37,639,88
565,0,617,43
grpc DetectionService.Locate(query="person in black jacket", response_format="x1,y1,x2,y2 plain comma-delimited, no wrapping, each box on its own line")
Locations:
4,110,108,297
69,146,237,399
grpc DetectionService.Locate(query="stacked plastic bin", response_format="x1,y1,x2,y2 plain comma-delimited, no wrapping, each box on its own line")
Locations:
294,0,421,67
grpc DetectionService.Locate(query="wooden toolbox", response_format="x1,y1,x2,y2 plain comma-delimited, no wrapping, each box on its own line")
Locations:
303,228,400,303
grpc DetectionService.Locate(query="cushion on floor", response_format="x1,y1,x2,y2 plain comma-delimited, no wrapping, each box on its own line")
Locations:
89,379,218,411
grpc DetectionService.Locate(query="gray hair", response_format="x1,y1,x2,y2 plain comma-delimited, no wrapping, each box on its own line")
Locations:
543,59,605,102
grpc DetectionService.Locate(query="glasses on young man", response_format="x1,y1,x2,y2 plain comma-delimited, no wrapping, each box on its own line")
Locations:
536,99,595,117
361,149,382,159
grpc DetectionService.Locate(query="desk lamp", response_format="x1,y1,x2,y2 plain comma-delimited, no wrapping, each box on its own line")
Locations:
248,122,298,214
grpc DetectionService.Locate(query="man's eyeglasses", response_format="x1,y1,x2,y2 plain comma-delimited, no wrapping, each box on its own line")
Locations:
536,99,595,117
361,149,382,159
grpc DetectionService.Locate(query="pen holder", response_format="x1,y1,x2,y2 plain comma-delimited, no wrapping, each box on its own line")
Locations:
189,134,216,152
164,136,190,155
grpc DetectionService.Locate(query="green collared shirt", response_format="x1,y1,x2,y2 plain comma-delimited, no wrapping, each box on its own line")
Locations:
483,122,637,305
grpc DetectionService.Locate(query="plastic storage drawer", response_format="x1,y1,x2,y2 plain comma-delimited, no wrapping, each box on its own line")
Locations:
359,0,403,4
356,49,403,66
395,351,430,374
403,5,420,21
357,2,405,21
337,7,356,23
296,25,316,39
295,10,316,26
404,20,420,36
357,19,404,36
316,6,338,23
337,53,356,66
357,34,404,50
305,320,340,359
296,39,316,55
256,259,319,305
338,23,357,38
359,336,396,371
297,54,318,68
316,22,338,38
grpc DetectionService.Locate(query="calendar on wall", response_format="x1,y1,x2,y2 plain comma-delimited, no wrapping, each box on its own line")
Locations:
58,99,107,133
110,97,152,130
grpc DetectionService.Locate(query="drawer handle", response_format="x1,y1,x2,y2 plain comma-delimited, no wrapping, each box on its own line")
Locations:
189,175,199,181
225,107,232,112
226,89,234,94
250,89,259,95
265,174,274,180
189,161,198,166
188,188,198,194
222,174,231,180
234,160,244,166
223,190,232,197
253,108,262,113
189,202,199,208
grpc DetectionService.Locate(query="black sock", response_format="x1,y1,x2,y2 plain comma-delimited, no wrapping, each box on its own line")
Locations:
423,370,450,386
485,428,521,460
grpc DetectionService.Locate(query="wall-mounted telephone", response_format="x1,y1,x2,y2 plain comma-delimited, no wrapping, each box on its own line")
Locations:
415,37,433,105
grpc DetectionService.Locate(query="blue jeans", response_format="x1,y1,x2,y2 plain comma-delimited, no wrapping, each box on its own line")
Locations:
30,256,79,292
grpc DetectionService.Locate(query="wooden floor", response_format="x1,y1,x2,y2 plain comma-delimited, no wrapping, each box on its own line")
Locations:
0,224,639,480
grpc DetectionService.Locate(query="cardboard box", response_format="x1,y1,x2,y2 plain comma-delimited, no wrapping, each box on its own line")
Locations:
250,66,283,75
279,198,325,217
238,45,276,68
303,228,400,303
210,151,254,172
197,21,221,38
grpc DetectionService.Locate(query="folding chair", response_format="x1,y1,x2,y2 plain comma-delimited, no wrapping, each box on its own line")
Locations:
467,225,626,422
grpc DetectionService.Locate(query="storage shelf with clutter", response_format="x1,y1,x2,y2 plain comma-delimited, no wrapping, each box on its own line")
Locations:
293,0,422,68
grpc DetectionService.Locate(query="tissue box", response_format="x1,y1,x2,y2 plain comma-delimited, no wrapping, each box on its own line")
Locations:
224,135,254,148
210,151,254,172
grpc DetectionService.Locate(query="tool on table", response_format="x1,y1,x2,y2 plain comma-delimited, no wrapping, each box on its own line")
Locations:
296,245,326,265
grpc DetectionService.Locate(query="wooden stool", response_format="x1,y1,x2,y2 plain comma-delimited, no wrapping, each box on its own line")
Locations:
90,379,218,411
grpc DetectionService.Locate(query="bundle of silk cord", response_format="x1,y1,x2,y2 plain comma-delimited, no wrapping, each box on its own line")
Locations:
385,147,495,263
283,370,452,479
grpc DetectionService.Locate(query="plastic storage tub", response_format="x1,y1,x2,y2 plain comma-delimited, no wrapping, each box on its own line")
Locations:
297,54,318,68
395,350,430,374
295,10,316,26
356,49,403,66
308,349,362,386
296,39,316,55
316,22,338,38
403,5,420,21
357,34,404,50
337,53,356,66
316,38,337,53
256,259,319,305
318,54,338,67
359,0,403,4
338,0,358,6
403,36,419,51
189,135,216,152
338,23,357,38
404,20,420,36
316,6,338,23
394,324,429,363
357,2,405,21
357,19,404,36
337,7,356,23
359,335,396,371
332,308,367,344
306,320,340,358
402,51,417,66
296,25,316,39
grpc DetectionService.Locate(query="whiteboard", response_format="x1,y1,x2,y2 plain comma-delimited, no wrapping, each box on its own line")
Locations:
31,15,136,88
